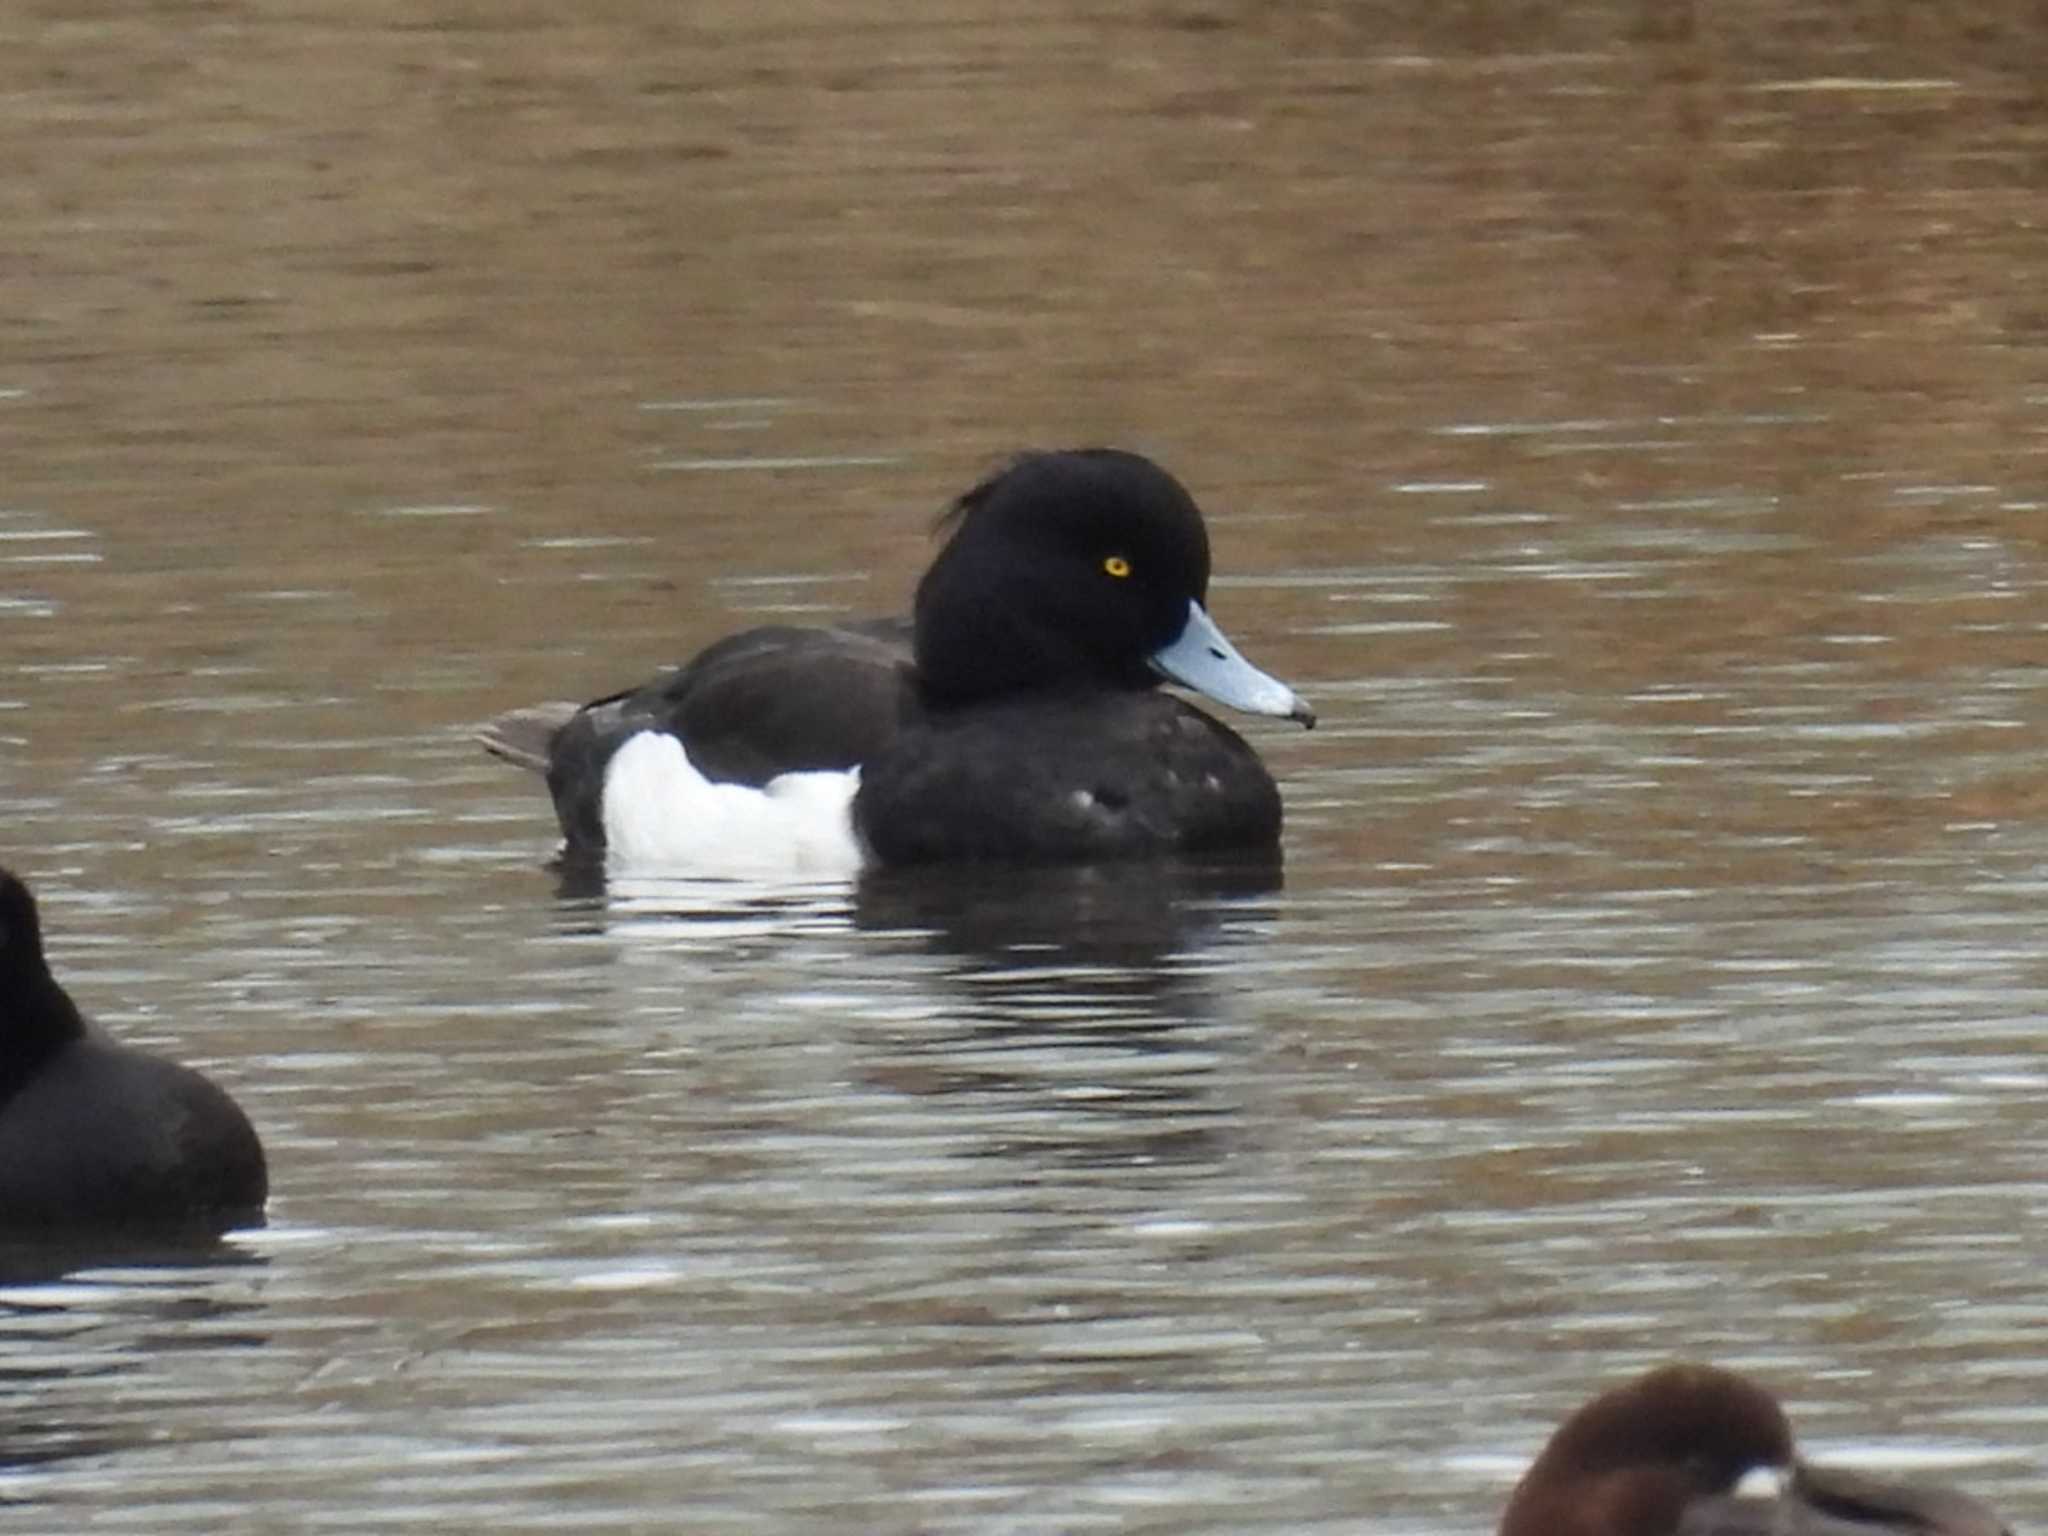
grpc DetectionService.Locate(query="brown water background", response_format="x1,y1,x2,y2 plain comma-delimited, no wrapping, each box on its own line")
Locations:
6,3,2048,1530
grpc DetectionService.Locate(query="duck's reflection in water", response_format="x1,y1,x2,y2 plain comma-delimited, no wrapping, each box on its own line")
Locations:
846,856,1284,1174
853,853,1283,972
567,854,1284,1176
0,1229,266,1289
0,1236,268,1493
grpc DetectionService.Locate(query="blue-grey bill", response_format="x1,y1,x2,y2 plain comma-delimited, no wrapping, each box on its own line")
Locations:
1150,600,1316,728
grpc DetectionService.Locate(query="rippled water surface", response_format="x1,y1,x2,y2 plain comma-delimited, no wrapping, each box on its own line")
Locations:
7,3,2048,1531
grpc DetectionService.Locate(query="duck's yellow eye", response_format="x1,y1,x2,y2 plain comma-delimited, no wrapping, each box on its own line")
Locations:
1103,555,1132,579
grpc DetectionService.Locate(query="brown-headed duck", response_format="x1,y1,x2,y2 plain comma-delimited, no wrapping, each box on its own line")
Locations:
1499,1363,2011,1536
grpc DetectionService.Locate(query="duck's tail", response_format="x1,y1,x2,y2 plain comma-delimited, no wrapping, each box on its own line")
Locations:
475,703,580,774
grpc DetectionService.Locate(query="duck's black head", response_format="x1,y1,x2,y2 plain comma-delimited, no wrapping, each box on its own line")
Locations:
1,866,88,1093
911,449,1221,705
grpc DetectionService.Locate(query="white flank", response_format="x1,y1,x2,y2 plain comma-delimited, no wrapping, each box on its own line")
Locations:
600,731,864,877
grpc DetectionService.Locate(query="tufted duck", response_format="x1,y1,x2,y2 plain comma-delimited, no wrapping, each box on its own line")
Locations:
482,449,1314,873
0,867,267,1234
